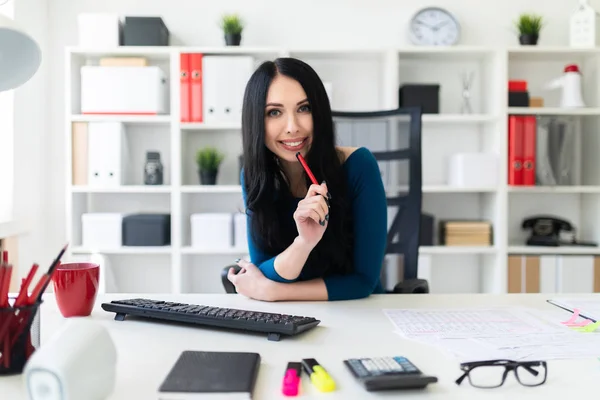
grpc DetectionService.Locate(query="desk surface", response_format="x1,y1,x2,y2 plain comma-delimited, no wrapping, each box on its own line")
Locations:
2,293,600,399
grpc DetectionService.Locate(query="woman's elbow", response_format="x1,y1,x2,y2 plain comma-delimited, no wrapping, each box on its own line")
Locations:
340,279,378,301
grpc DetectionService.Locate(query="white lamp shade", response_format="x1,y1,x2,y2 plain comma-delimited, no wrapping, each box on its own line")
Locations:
0,13,41,91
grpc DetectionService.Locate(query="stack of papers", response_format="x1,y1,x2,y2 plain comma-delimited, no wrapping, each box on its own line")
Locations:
383,305,600,362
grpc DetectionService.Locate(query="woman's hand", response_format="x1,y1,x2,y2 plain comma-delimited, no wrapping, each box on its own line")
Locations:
293,182,330,249
227,259,275,301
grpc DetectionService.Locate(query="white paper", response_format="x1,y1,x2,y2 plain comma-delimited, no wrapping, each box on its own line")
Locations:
384,307,600,362
383,307,563,339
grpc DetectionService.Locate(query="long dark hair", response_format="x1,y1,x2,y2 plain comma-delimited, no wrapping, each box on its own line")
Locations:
241,57,354,278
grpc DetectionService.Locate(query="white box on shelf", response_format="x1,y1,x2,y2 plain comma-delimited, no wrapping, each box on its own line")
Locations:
81,213,124,249
80,66,167,114
447,153,498,188
202,56,254,123
77,13,122,48
87,122,129,187
190,213,232,250
233,212,248,250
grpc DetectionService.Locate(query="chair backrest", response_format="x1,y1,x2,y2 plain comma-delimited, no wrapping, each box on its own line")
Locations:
331,108,423,281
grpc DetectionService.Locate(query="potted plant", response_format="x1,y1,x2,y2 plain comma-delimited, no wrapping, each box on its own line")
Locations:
220,14,244,46
515,13,544,45
196,147,225,185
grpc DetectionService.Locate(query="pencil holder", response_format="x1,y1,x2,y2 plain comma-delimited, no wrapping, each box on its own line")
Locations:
0,299,42,375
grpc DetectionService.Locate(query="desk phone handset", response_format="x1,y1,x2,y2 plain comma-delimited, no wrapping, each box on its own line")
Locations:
522,215,597,247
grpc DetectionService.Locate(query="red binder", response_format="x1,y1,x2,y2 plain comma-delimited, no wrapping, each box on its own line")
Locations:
522,116,536,185
180,53,191,122
190,53,203,123
508,115,523,185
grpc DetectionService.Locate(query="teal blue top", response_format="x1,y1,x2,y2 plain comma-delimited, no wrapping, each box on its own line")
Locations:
241,147,388,301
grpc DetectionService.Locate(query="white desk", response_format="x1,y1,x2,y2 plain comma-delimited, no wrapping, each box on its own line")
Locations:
2,293,600,399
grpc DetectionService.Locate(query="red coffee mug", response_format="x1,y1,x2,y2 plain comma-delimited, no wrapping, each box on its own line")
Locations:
52,262,100,317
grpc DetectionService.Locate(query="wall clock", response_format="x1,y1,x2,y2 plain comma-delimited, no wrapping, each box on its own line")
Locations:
408,7,461,46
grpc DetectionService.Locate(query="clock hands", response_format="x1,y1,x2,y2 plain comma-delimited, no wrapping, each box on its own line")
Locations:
414,19,434,29
433,20,450,30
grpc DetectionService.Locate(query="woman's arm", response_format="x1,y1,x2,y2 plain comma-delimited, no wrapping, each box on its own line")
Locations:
242,171,331,282
320,148,388,301
241,172,312,283
268,278,328,301
264,148,388,302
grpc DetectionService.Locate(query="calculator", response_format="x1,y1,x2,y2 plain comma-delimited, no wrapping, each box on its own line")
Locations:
343,356,438,391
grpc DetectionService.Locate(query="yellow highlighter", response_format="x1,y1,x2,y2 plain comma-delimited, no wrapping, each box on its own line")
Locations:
302,358,336,392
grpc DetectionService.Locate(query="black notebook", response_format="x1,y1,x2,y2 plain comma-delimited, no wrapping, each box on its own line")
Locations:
158,351,261,400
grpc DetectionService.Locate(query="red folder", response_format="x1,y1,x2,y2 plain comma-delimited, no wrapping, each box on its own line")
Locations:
508,115,523,185
180,53,191,122
190,53,203,123
522,116,536,185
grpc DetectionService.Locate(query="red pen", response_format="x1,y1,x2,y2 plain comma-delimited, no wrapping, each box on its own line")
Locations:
295,152,331,205
295,152,318,186
282,362,301,396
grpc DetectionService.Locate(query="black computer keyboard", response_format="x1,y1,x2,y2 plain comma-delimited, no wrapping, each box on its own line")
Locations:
101,298,321,341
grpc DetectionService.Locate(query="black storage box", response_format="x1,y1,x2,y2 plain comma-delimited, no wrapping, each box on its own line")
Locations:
508,91,530,107
123,17,169,46
420,213,435,246
122,213,171,246
399,84,440,114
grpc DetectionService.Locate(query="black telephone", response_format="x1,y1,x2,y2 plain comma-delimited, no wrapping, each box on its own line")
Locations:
522,215,597,247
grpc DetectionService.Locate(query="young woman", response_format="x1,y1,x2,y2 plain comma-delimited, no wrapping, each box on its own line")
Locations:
226,57,388,301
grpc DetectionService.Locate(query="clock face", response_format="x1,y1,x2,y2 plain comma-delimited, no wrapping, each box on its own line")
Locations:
409,7,460,46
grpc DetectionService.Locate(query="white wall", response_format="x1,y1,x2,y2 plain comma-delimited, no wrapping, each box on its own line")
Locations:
11,0,52,273
14,0,599,268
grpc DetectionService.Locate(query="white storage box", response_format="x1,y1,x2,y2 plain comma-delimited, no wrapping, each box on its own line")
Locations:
190,213,232,250
77,13,122,48
233,212,248,250
81,213,124,249
447,153,498,188
87,122,129,187
80,66,167,114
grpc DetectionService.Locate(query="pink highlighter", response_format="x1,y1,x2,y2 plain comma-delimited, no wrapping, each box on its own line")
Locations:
282,362,302,396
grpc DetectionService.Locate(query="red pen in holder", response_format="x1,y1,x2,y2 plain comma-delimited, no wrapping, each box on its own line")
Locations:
0,297,42,375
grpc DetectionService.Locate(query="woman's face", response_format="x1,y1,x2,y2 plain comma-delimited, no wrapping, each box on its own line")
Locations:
264,74,313,164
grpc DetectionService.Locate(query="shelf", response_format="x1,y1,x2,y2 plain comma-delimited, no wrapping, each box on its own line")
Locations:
398,46,495,59
0,220,29,239
67,46,173,60
507,107,600,116
181,185,242,193
70,114,171,123
422,114,497,123
71,246,172,254
508,186,600,194
180,122,241,131
63,44,600,295
181,247,249,255
508,245,600,255
422,185,498,193
420,246,497,255
507,46,600,61
70,186,171,193
180,115,498,129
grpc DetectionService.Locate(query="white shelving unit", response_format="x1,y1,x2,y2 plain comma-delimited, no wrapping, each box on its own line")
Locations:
64,45,600,295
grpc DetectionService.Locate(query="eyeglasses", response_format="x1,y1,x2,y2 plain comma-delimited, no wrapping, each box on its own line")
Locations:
455,359,547,389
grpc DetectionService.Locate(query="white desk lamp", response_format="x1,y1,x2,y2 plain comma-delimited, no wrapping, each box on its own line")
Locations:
0,12,41,91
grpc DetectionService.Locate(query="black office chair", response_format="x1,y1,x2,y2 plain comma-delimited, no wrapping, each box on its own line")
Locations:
221,107,428,294
331,107,428,294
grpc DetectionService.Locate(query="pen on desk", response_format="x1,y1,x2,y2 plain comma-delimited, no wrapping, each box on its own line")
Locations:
282,362,302,396
301,358,336,392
